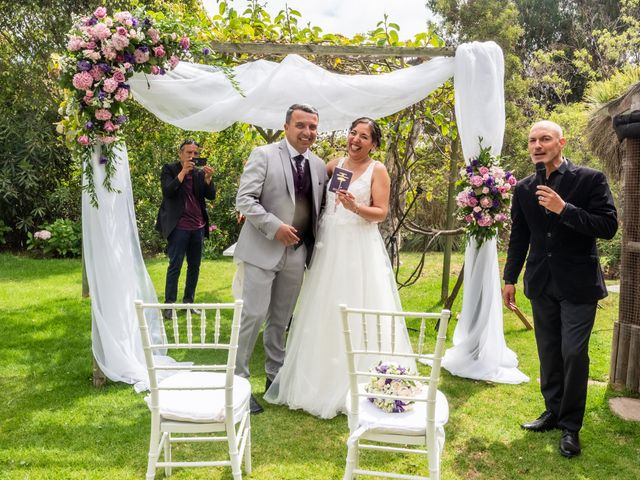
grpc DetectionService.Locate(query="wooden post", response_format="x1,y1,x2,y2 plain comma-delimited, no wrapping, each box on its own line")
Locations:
441,138,460,302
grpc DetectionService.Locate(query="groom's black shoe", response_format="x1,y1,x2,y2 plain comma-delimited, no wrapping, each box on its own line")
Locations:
249,394,264,415
265,377,273,392
521,410,558,432
559,430,581,458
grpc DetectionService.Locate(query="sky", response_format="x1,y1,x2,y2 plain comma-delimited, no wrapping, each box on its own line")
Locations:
202,0,434,40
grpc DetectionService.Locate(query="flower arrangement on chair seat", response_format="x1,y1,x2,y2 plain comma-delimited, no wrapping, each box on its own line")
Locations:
365,361,422,413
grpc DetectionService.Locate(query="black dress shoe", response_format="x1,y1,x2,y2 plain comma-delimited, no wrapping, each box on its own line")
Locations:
559,430,581,457
521,411,558,432
265,377,273,392
249,394,264,415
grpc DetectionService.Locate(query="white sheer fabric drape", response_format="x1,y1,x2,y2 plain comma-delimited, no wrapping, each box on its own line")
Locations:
441,43,529,383
86,41,526,388
82,144,162,392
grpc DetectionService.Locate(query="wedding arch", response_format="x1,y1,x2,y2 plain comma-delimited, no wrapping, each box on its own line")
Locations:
81,40,528,391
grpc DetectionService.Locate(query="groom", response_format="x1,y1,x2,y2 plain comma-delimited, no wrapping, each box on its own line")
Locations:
234,104,328,414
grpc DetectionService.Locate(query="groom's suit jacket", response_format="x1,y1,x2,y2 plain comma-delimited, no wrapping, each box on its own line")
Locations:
234,139,327,270
503,159,617,304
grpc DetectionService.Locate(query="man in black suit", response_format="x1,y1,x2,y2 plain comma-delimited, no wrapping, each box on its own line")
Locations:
156,140,216,317
502,120,617,457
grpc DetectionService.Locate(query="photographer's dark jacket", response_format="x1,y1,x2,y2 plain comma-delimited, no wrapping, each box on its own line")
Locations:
155,162,216,240
503,159,617,303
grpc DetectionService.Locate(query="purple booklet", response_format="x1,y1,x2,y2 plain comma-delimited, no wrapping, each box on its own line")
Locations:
328,166,353,192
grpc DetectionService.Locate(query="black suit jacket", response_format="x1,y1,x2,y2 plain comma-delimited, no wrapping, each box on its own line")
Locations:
155,162,216,240
503,159,617,303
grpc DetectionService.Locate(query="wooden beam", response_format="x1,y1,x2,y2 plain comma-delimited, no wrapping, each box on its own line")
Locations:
209,41,454,58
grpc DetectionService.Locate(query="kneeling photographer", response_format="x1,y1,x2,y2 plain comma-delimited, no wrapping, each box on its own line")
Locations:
156,139,216,318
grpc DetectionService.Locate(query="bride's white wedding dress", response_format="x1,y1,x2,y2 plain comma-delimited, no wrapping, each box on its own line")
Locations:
264,159,416,419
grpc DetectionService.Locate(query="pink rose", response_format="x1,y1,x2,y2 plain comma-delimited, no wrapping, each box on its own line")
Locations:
150,65,161,75
72,71,93,90
92,23,111,40
104,121,117,132
85,41,97,50
95,109,112,121
467,196,478,207
464,214,474,224
479,166,489,175
90,65,104,81
67,37,83,51
478,215,494,227
111,33,129,51
153,46,166,58
78,135,91,146
94,6,107,18
98,136,116,144
83,90,94,104
508,176,517,185
473,206,482,213
114,11,132,23
179,36,190,50
147,28,160,44
169,55,180,69
494,213,507,222
116,26,127,36
456,191,468,208
114,88,129,101
83,49,101,61
103,78,118,93
482,186,490,194
102,46,117,60
470,175,483,187
123,62,132,70
134,49,149,64
480,196,493,208
112,70,126,83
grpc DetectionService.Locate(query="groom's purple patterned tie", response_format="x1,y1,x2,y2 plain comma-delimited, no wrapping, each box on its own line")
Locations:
293,154,305,191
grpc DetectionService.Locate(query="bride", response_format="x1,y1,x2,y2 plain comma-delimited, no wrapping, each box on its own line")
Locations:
264,117,415,419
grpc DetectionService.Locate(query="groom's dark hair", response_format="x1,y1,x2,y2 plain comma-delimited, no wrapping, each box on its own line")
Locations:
286,104,319,124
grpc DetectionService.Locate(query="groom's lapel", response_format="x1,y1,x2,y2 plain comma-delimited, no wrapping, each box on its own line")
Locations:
278,140,296,204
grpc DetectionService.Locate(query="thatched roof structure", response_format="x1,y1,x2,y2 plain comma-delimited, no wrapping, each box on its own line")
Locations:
586,82,640,182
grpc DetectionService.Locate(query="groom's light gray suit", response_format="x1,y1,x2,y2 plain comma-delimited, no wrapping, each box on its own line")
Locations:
234,139,327,381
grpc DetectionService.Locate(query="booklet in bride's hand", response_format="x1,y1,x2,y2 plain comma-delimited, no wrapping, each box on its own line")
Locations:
329,166,353,192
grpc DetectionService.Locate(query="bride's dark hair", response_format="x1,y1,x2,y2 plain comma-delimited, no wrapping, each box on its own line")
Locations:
349,117,382,147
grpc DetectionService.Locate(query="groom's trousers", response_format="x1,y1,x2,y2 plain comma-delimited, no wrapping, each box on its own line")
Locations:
235,244,307,382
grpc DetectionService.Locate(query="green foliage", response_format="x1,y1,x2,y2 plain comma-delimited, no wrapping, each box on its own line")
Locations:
26,219,82,257
598,228,622,279
0,220,10,245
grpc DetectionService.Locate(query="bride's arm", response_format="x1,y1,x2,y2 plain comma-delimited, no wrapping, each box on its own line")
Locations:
326,158,340,177
340,162,390,223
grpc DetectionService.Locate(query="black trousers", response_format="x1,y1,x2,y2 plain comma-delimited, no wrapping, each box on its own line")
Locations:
530,277,597,432
164,227,204,304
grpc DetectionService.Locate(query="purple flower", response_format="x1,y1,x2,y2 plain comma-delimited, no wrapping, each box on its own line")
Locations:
77,60,92,72
99,155,108,164
142,17,153,27
159,67,166,75
131,17,139,28
85,121,94,129
116,115,127,124
98,63,111,73
473,211,482,220
85,17,98,26
471,159,479,167
490,186,498,194
124,52,136,64
202,47,211,55
493,199,500,208
98,90,107,101
385,378,392,385
485,177,494,187
466,166,473,174
137,45,149,53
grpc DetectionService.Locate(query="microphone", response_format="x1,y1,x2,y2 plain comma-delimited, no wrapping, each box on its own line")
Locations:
535,161,546,186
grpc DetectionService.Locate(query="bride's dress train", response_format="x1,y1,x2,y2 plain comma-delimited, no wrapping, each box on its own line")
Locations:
264,160,415,419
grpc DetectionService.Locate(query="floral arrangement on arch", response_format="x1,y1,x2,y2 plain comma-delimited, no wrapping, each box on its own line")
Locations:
53,6,202,207
364,362,422,413
455,142,517,246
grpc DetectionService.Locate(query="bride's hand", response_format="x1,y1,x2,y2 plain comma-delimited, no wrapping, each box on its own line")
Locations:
337,189,358,213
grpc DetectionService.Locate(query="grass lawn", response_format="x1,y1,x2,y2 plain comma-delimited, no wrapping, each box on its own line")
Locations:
0,251,638,479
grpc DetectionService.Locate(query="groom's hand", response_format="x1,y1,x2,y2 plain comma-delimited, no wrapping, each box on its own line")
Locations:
275,224,300,246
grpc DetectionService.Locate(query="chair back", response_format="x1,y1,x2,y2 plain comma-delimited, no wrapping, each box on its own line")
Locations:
340,305,450,428
135,301,243,424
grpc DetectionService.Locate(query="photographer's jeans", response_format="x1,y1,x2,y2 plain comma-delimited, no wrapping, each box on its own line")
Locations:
164,227,205,304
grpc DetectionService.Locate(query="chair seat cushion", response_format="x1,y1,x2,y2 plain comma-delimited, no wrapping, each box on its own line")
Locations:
348,384,449,435
145,372,251,423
